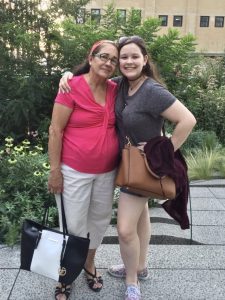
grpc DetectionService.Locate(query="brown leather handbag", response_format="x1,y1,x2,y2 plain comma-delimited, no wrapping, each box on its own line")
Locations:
115,140,176,199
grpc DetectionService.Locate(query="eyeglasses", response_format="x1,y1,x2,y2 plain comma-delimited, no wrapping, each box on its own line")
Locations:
93,53,118,66
118,35,144,45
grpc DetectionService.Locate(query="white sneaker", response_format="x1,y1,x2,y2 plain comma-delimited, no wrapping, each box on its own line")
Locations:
108,264,149,280
125,282,141,300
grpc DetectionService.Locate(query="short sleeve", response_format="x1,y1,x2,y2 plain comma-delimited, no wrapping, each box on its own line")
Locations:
144,81,176,117
55,89,75,109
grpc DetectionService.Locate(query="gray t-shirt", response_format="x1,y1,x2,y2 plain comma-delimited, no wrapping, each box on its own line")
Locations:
114,77,176,148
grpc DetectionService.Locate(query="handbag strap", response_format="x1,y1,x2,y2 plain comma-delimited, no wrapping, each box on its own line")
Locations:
60,193,68,236
38,194,68,269
41,194,68,237
162,122,166,137
125,123,166,147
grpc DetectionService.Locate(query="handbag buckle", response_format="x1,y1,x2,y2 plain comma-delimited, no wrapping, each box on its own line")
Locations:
125,136,131,146
58,267,67,276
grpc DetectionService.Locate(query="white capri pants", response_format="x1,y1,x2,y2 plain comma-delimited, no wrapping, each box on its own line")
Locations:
55,164,116,249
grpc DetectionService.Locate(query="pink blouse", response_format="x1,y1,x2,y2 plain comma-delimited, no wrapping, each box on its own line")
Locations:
55,75,119,173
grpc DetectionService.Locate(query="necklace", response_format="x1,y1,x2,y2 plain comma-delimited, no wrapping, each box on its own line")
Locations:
128,76,144,92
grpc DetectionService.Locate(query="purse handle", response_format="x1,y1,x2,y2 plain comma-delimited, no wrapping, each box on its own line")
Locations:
42,194,68,236
40,193,89,237
36,194,69,275
60,193,69,236
36,194,68,251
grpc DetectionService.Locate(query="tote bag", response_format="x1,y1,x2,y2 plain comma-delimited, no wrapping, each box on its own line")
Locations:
115,142,176,199
20,194,90,284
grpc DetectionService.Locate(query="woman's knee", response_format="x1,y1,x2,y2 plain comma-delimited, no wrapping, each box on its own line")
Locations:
117,223,136,243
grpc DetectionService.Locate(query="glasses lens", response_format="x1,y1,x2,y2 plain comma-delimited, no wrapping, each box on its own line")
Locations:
95,53,118,66
99,53,109,62
111,58,118,66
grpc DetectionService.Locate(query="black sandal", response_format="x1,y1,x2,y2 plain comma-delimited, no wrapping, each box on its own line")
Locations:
84,267,103,292
55,283,71,300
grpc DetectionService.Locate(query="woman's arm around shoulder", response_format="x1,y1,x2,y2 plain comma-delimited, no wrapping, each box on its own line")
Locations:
59,71,74,93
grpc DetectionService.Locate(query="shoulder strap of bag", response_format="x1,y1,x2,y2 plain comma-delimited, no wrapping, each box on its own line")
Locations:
162,122,166,137
125,122,166,146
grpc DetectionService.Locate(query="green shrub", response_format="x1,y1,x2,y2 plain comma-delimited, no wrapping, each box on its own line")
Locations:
174,57,225,145
182,130,221,153
0,136,58,245
214,148,225,177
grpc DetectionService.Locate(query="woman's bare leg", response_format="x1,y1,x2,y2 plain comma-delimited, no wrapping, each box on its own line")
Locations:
117,192,149,285
137,203,151,271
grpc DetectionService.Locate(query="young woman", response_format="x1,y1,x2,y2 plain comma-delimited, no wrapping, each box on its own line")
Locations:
48,40,119,300
59,36,196,300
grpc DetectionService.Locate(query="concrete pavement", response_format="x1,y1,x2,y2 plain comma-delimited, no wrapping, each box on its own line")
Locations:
1,179,225,299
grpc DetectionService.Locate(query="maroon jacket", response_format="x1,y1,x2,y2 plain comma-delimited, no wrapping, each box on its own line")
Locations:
144,136,189,229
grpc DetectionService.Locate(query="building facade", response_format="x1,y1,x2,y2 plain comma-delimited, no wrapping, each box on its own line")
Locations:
84,0,225,55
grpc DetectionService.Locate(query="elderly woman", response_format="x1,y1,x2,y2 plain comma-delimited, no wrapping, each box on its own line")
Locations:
48,40,119,300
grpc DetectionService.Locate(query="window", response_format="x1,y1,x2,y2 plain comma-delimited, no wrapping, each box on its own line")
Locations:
91,9,101,23
200,16,209,27
131,9,141,25
117,9,126,24
76,8,85,24
173,15,183,27
215,16,224,27
159,15,168,26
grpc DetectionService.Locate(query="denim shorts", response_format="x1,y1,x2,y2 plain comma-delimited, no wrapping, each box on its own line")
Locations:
120,187,145,197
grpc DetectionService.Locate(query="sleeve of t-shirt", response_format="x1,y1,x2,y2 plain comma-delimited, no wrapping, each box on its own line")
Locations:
145,81,177,117
54,89,75,109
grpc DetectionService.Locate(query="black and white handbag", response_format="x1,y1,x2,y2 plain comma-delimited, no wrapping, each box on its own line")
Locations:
20,194,90,284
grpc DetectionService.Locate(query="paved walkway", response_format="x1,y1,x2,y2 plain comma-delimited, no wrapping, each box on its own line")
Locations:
1,180,225,299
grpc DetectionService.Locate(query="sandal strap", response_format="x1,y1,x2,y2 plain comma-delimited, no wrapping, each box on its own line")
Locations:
84,267,97,278
86,276,103,292
55,283,71,299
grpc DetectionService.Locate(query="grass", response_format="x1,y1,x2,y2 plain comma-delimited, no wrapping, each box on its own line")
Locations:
186,147,224,180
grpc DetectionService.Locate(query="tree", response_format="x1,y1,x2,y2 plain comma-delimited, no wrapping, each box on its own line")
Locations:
0,2,196,140
0,0,89,140
149,29,196,91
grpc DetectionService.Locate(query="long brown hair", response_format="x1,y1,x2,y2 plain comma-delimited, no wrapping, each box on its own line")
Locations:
118,36,164,85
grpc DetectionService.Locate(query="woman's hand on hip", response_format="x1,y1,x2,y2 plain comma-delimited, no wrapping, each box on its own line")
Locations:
137,142,146,151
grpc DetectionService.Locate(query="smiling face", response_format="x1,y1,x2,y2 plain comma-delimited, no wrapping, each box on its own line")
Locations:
89,43,118,79
119,43,148,80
